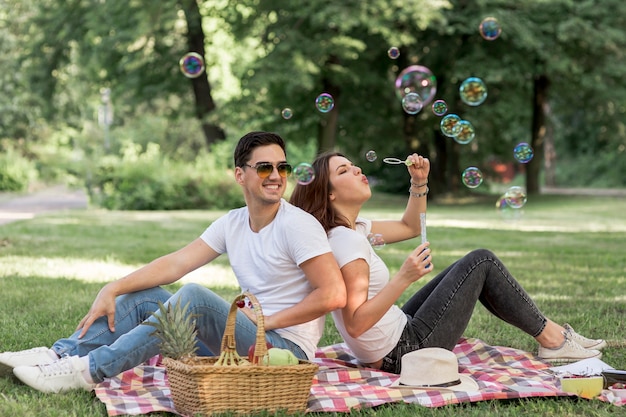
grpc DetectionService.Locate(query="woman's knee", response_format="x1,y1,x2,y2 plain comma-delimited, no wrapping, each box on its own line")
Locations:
467,248,495,260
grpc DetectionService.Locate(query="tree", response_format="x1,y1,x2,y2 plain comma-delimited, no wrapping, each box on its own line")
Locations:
10,0,225,147
221,0,448,155
2,0,624,194
178,0,225,145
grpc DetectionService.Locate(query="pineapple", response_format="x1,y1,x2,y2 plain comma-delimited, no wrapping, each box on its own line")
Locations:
143,299,199,362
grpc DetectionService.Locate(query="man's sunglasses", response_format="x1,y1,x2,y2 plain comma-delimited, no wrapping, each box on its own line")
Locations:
244,162,293,179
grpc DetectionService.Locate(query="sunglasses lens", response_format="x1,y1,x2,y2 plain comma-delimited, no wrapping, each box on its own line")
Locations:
278,164,292,177
256,164,274,178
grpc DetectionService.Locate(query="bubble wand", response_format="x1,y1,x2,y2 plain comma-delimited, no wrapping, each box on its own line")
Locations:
420,212,431,268
385,157,429,266
383,157,414,166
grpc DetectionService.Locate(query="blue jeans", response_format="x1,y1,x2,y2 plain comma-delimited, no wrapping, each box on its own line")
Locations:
380,249,547,373
52,283,307,383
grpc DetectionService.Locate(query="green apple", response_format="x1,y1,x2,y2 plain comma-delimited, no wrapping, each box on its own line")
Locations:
262,348,300,366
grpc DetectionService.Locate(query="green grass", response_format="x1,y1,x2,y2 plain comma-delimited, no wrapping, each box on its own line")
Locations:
1,194,625,416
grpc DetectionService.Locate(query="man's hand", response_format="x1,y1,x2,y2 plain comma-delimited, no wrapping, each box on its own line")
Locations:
76,283,117,338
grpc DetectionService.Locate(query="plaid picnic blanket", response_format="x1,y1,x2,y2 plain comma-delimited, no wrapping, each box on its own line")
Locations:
94,337,624,416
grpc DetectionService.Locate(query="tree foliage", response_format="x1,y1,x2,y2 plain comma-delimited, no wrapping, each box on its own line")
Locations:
0,0,624,199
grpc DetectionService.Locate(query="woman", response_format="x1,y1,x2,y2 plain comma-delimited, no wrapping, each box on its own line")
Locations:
290,151,606,373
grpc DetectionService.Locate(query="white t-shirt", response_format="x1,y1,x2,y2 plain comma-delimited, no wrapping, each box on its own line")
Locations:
200,199,332,360
329,218,407,364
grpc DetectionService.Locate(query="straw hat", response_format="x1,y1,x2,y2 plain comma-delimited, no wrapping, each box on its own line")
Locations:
390,348,479,391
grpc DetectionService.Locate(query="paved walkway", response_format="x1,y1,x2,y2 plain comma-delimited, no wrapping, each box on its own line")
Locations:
0,185,89,225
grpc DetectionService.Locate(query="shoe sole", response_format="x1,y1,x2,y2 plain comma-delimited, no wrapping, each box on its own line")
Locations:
582,341,607,351
539,353,602,364
545,358,595,365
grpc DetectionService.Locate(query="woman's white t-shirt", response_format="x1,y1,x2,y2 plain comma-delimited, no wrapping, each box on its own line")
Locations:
200,199,333,360
329,218,407,364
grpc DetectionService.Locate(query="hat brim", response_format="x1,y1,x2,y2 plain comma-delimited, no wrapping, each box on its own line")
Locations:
390,374,479,392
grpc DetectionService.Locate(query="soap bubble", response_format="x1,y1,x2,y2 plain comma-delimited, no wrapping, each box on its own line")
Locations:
315,93,334,113
513,142,534,163
459,77,488,106
454,120,476,144
402,92,423,114
281,108,293,119
440,114,462,137
368,233,386,250
432,99,448,116
387,46,400,59
479,17,502,41
462,166,483,188
496,195,524,221
504,186,527,209
179,52,205,78
365,150,378,162
395,65,437,106
293,163,315,185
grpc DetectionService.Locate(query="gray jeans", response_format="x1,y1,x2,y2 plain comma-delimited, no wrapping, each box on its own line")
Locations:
380,249,546,374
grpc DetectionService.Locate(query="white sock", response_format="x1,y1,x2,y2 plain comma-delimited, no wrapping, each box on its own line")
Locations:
80,356,94,384
47,349,60,361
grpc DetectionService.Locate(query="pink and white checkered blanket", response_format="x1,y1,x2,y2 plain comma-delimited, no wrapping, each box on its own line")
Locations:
94,337,624,416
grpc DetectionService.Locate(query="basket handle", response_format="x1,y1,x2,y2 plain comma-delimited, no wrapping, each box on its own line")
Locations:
220,292,268,364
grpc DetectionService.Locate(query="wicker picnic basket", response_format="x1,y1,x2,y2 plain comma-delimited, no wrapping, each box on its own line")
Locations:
163,292,319,416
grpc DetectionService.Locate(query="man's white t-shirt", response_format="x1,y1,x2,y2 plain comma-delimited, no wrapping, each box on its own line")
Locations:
329,218,407,364
200,199,332,360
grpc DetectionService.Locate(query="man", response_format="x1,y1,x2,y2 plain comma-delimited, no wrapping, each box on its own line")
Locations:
0,131,346,393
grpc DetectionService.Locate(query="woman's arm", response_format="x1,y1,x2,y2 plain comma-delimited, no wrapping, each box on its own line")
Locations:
370,153,430,244
340,242,433,338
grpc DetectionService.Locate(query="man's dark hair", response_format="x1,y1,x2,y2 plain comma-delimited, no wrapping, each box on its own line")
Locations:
233,131,287,167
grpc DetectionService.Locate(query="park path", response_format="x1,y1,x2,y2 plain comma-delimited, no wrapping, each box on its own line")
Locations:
0,185,89,226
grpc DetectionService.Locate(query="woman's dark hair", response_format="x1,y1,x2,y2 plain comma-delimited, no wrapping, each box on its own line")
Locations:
289,151,351,232
233,131,287,167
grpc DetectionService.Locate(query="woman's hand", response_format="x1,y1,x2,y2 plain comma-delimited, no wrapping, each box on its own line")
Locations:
394,241,433,285
406,153,430,183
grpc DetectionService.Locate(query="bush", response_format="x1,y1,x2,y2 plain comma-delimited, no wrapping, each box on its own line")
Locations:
0,147,38,191
89,142,245,210
555,151,626,188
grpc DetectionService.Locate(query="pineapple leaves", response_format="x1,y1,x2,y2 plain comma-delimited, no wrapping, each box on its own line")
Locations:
143,298,200,361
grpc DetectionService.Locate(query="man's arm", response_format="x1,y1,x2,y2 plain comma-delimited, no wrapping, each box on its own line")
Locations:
77,238,220,337
262,252,346,330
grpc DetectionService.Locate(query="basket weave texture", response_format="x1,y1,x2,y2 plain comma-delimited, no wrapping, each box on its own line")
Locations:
163,292,319,416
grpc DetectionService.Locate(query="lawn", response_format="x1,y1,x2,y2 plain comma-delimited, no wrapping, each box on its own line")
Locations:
0,193,624,417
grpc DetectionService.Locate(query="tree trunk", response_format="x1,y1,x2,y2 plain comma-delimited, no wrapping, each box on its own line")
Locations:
527,74,550,195
316,82,340,153
179,0,225,146
316,61,340,153
431,129,448,196
543,108,556,187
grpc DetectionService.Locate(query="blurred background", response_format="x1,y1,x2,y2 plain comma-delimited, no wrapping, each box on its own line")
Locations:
1,0,624,210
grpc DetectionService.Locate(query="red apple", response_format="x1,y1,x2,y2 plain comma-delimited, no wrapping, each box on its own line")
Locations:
248,341,273,363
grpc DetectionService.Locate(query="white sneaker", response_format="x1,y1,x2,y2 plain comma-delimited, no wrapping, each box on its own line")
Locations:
538,336,602,364
13,356,95,393
563,323,607,350
0,347,57,377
